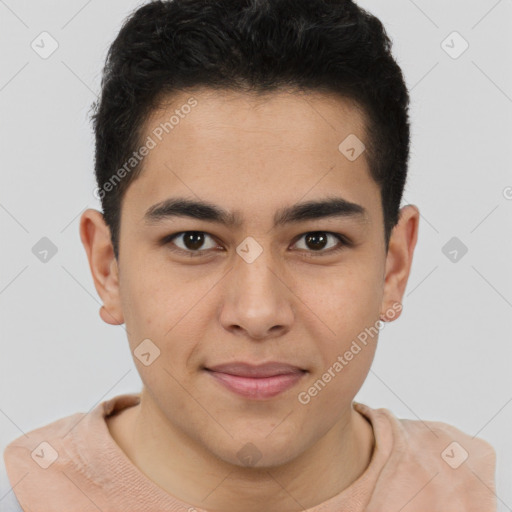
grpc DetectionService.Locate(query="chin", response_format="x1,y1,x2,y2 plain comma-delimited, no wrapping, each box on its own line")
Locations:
206,433,301,470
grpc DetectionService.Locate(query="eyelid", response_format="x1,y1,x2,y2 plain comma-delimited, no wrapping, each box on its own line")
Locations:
163,230,352,257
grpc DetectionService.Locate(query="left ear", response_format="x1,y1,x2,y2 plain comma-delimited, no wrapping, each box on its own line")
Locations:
380,204,420,322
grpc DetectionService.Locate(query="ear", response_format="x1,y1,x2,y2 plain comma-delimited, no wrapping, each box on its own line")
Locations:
79,209,124,326
380,205,420,322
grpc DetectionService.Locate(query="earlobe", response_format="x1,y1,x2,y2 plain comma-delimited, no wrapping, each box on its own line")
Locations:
79,209,124,326
99,304,124,326
380,205,420,322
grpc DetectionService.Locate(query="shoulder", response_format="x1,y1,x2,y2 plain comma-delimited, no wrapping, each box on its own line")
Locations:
357,402,496,468
3,409,87,468
2,394,141,512
398,415,496,509
355,403,497,511
2,407,94,512
397,413,497,476
1,453,24,511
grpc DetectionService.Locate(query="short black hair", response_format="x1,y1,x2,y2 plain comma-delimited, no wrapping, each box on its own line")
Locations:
91,0,410,260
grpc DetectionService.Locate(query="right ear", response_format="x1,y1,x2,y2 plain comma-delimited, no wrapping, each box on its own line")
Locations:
79,209,124,326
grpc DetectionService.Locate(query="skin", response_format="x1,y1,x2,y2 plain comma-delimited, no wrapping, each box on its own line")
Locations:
80,88,419,512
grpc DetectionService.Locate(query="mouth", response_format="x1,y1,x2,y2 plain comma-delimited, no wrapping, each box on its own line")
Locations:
203,362,307,400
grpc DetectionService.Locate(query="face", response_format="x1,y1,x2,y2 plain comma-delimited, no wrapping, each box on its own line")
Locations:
81,88,418,468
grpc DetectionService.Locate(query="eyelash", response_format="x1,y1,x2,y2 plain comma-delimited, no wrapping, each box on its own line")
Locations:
161,231,352,258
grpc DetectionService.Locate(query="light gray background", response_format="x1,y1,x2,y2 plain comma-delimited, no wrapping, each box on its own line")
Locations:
1,0,511,509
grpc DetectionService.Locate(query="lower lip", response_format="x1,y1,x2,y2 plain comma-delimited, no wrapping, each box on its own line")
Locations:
205,370,305,399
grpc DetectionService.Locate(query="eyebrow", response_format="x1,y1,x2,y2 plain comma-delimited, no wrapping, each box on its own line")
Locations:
144,196,368,228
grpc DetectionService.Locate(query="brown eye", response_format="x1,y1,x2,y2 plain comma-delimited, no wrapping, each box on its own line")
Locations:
180,232,207,251
162,230,351,259
165,231,219,255
304,232,329,251
292,231,350,256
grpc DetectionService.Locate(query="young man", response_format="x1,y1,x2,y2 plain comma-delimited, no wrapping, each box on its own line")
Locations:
2,0,497,510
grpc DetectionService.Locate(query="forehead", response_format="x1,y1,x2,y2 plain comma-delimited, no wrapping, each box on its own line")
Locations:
147,87,368,151
122,87,381,228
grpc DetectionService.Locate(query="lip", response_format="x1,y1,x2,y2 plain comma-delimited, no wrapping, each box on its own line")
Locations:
206,362,305,378
204,362,307,400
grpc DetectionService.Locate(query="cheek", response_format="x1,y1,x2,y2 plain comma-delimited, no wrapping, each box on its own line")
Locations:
118,260,177,360
295,261,381,386
296,260,382,333
119,263,211,379
298,324,377,421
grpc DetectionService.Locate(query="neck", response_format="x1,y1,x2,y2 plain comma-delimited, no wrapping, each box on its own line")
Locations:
107,391,375,512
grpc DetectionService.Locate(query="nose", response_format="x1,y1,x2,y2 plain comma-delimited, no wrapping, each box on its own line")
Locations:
219,247,295,341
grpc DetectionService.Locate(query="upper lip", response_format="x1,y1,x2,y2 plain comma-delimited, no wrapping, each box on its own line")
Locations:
205,362,306,378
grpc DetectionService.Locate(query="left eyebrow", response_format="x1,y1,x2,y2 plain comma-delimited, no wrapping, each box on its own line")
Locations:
143,196,369,228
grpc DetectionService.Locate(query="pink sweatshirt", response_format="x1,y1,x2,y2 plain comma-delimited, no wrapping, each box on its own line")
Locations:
3,393,497,511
